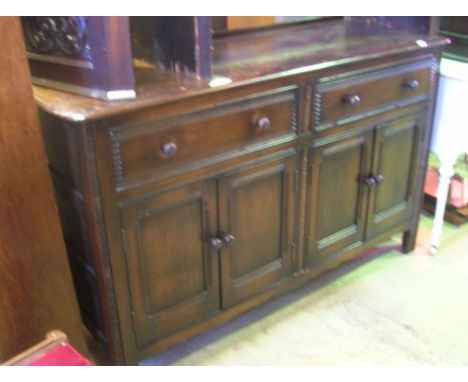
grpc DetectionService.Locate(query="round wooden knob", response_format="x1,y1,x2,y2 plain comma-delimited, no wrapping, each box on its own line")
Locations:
374,174,384,184
403,79,419,90
363,176,376,187
209,237,223,250
256,116,271,130
221,233,236,247
341,94,361,106
161,142,177,157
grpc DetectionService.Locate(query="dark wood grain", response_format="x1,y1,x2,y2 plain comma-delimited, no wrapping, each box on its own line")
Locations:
120,179,220,347
152,17,212,79
365,114,421,239
35,18,446,364
315,58,433,128
110,85,298,186
40,114,123,361
306,130,373,266
218,153,298,308
402,50,442,254
0,17,88,361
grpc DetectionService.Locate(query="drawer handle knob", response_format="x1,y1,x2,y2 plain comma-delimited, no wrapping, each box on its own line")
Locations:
341,94,361,106
161,142,178,157
220,233,236,247
208,237,223,250
363,176,376,187
256,116,271,130
373,174,384,184
403,79,419,90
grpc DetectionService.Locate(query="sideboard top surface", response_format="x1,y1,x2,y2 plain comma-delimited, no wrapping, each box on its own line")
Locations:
33,19,448,123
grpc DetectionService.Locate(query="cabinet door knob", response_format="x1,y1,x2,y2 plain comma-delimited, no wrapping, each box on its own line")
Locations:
341,94,361,106
403,79,419,90
208,237,223,250
256,116,271,130
363,176,376,187
374,174,384,184
221,233,236,247
161,142,178,157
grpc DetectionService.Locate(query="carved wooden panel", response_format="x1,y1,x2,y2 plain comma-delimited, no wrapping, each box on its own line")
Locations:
22,17,90,59
306,130,373,265
21,16,135,100
218,152,298,308
120,179,220,346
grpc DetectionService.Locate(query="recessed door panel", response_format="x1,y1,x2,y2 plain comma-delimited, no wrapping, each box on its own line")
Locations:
218,153,298,308
366,116,420,239
120,179,220,346
307,131,373,265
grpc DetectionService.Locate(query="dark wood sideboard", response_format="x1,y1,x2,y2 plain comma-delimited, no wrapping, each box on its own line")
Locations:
34,19,448,365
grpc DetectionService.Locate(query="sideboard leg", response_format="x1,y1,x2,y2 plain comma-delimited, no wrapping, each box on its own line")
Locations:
402,229,417,254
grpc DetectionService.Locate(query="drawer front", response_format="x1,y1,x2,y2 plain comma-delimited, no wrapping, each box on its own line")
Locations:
109,86,299,185
313,57,435,129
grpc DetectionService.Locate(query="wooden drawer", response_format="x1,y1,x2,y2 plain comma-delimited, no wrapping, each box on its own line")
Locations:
109,86,299,185
313,57,435,129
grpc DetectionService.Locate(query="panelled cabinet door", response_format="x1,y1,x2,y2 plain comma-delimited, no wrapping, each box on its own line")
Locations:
218,152,298,308
120,179,220,347
306,131,373,265
365,115,421,239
